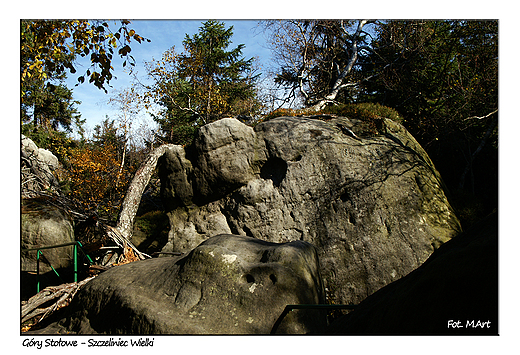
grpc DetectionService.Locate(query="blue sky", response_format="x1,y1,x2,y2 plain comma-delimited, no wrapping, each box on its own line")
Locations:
64,20,273,135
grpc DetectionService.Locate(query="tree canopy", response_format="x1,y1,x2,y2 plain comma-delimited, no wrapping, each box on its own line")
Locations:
20,19,498,229
263,19,498,226
21,20,149,93
264,20,375,110
362,20,498,148
140,20,261,144
21,19,149,145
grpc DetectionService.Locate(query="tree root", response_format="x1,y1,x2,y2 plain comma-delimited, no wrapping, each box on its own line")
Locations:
21,276,96,331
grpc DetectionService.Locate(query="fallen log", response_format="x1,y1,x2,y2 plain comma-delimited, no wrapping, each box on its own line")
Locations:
21,276,95,330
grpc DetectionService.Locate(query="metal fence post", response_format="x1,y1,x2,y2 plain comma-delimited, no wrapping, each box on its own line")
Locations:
73,243,78,283
22,241,93,294
76,241,93,264
270,304,358,334
36,250,41,293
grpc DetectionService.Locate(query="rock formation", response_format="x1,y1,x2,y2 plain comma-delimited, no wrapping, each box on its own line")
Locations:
21,135,61,197
26,113,466,335
21,136,74,298
21,198,75,272
34,235,326,334
157,115,462,305
21,197,75,298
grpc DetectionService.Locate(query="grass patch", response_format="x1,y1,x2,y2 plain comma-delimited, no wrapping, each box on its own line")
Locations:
321,103,402,123
261,103,403,136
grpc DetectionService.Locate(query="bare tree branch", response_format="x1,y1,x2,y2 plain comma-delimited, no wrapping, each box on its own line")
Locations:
311,20,369,111
22,277,96,326
463,109,498,121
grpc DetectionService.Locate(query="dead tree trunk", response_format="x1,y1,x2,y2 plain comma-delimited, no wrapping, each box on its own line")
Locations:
21,276,96,327
116,144,177,241
310,20,369,112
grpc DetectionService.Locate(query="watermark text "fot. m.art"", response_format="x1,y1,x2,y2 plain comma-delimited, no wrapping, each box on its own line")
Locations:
447,319,492,329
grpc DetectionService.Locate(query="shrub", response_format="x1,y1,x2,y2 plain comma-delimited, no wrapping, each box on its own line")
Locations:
261,103,403,131
64,143,128,220
262,108,306,120
322,103,403,123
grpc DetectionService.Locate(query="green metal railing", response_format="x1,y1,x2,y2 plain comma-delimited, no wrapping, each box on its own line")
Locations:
22,241,93,293
270,304,358,334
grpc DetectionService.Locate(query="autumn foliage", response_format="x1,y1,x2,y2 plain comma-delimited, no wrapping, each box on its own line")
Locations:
21,20,149,93
64,143,130,220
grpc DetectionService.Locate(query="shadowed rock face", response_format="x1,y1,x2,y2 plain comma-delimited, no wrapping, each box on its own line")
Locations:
40,235,326,334
21,198,75,299
21,200,75,274
158,116,462,305
325,212,498,335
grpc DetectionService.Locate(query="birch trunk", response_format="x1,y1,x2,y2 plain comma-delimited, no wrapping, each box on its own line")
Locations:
116,144,178,241
310,20,368,111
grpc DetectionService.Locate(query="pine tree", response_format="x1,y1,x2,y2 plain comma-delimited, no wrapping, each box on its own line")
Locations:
143,21,261,145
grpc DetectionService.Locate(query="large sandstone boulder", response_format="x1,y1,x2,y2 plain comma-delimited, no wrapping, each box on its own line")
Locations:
21,197,76,298
325,212,498,334
36,235,326,334
158,115,462,305
21,198,75,274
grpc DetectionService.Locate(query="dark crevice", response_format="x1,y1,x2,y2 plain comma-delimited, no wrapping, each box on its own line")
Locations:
260,250,269,263
243,225,255,238
245,274,255,283
222,211,240,235
292,154,303,162
340,191,350,202
269,274,278,284
260,157,288,187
